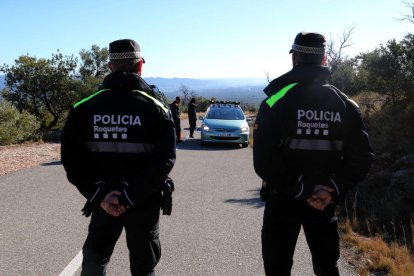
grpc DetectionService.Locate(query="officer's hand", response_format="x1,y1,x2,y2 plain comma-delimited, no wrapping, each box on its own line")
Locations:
306,185,333,211
100,190,127,216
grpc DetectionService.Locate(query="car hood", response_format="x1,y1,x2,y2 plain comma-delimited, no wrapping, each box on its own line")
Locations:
203,119,247,129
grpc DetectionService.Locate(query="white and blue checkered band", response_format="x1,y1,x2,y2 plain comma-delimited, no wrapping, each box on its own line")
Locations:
109,51,142,60
291,44,325,54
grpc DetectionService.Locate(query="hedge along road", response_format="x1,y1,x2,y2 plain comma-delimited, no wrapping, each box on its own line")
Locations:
0,121,357,276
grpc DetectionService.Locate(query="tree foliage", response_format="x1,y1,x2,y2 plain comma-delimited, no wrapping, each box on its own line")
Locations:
327,26,362,95
179,85,191,105
398,1,414,24
179,85,197,112
357,34,414,106
79,45,110,80
0,52,78,131
0,101,40,145
193,96,210,113
354,33,414,155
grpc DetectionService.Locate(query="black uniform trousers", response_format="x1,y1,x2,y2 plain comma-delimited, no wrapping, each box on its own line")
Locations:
173,119,181,142
81,195,161,276
262,193,339,276
189,118,196,137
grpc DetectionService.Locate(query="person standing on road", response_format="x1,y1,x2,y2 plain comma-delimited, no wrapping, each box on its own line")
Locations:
188,97,197,138
170,96,182,143
61,39,176,276
253,32,374,276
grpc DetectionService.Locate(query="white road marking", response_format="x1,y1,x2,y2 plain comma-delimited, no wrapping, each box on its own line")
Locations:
59,250,83,276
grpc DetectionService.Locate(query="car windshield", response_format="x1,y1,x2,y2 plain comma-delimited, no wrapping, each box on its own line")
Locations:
206,107,245,120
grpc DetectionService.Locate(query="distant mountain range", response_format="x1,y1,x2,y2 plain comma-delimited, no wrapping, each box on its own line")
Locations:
0,75,268,106
144,77,267,106
144,77,266,92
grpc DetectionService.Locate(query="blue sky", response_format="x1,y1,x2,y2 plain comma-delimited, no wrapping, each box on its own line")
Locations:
0,0,412,79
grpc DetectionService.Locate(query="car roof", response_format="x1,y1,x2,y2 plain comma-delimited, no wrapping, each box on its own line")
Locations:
209,100,241,108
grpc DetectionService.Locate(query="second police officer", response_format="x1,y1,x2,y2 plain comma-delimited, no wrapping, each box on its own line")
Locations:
253,32,374,275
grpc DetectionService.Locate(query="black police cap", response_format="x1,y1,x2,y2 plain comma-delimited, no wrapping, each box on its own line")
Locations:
289,32,326,54
109,39,143,60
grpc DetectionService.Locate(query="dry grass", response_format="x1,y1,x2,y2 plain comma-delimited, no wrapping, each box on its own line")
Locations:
244,111,256,146
341,219,414,276
352,92,387,118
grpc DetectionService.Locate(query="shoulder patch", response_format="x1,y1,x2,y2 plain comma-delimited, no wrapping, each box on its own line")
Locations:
266,83,298,108
73,89,110,108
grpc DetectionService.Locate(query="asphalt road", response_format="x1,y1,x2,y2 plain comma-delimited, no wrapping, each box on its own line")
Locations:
0,121,357,276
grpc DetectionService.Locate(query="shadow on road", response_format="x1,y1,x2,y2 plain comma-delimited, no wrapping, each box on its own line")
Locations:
224,188,265,208
178,138,246,151
41,160,62,166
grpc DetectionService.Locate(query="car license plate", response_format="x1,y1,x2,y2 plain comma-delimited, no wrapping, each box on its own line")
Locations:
217,133,231,137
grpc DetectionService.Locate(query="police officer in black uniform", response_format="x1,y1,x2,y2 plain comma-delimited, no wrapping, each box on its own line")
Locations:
253,32,374,276
61,39,176,276
188,97,197,138
170,96,182,143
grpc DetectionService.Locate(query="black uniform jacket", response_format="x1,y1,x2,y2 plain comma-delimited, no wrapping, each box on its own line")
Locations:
188,103,197,122
253,65,374,201
169,102,180,122
61,72,176,204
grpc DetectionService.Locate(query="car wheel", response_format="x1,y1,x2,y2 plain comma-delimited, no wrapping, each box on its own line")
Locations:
242,143,249,148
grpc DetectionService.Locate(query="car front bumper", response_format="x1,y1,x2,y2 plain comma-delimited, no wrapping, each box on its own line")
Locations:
201,130,249,144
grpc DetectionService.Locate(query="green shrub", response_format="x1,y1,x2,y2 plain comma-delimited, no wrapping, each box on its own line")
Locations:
342,92,414,250
353,92,414,155
0,101,40,145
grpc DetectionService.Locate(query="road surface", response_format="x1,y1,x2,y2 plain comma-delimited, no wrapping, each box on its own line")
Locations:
0,121,357,275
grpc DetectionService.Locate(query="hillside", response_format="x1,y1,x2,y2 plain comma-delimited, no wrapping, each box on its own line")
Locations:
0,75,268,106
144,77,266,92
145,77,267,106
158,85,266,106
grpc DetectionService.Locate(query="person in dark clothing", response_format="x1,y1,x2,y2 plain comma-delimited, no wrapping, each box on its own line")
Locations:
188,97,197,138
61,39,176,276
170,96,182,143
253,32,374,276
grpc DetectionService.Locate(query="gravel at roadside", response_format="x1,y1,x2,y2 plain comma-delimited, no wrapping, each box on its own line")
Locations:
0,142,61,176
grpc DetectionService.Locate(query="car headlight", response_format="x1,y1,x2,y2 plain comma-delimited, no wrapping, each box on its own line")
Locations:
203,125,210,131
240,124,249,132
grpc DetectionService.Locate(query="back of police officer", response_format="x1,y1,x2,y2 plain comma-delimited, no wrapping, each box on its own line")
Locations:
169,96,182,143
61,39,176,276
253,32,374,276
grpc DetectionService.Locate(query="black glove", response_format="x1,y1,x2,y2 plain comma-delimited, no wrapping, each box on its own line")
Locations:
117,181,136,207
291,175,314,200
161,178,175,215
81,181,107,217
325,178,341,204
293,175,339,204
260,180,268,201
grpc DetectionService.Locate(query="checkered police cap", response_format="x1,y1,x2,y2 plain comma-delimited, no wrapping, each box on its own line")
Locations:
109,39,143,60
289,32,326,55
